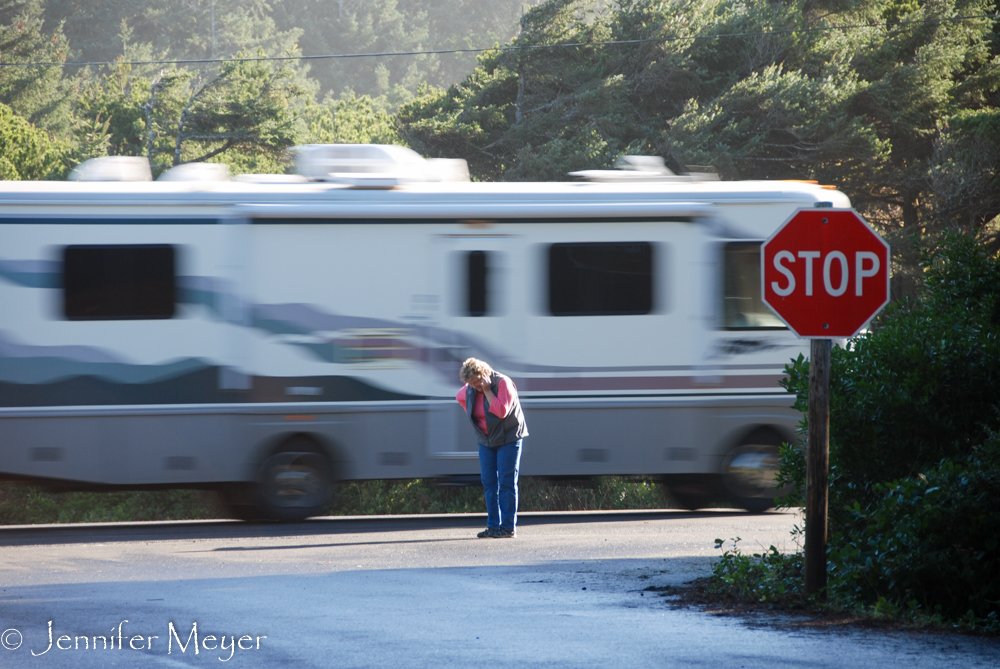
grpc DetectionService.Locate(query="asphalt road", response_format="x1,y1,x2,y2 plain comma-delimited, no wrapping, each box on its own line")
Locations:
0,509,997,668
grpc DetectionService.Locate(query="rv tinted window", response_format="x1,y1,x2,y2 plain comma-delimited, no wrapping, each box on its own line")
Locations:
63,245,177,320
723,242,784,329
466,251,489,316
548,242,653,316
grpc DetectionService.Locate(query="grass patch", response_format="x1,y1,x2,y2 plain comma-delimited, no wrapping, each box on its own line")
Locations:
0,484,222,524
0,476,669,525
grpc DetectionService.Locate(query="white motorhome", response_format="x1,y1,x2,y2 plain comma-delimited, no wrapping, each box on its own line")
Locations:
0,148,848,520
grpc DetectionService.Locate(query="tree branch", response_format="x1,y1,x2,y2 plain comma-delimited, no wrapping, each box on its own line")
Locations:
186,140,239,164
143,72,165,165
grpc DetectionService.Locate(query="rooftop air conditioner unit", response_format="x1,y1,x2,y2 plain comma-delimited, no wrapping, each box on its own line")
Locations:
289,144,469,185
569,155,720,182
157,163,231,182
68,157,153,182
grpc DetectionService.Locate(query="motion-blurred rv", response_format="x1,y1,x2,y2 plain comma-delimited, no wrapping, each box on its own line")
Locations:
0,146,849,520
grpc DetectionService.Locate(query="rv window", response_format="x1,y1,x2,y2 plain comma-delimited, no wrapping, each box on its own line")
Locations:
63,245,177,320
548,242,653,316
723,242,785,329
466,251,489,316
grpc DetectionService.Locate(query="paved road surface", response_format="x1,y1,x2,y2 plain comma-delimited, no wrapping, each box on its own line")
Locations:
0,509,997,668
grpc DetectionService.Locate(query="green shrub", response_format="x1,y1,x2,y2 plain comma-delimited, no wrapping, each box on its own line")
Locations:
782,236,1000,504
827,441,1000,625
710,538,806,605
771,234,1000,630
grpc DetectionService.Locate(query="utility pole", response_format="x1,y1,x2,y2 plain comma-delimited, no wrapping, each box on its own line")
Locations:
211,0,216,59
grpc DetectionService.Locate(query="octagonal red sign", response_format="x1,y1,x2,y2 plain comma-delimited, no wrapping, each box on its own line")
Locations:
761,208,890,338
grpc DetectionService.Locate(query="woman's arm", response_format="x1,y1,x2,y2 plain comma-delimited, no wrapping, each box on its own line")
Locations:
487,377,516,418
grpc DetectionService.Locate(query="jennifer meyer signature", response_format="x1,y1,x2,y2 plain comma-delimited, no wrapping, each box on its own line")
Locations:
3,620,266,662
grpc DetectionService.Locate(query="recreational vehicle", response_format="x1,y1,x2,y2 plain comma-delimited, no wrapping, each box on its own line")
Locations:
0,147,849,520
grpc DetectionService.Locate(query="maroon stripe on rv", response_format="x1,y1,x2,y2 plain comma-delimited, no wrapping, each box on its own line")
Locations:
524,374,785,392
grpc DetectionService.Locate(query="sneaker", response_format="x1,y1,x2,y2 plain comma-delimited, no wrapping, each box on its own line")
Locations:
493,528,516,539
476,528,495,538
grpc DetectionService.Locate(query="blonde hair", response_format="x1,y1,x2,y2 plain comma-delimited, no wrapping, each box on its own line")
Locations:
460,358,493,384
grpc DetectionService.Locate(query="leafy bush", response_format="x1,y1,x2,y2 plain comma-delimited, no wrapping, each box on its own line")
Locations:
827,442,1000,627
769,235,1000,629
710,538,806,605
782,236,1000,503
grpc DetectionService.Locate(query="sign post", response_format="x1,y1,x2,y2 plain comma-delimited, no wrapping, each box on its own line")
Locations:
761,208,890,596
805,338,830,594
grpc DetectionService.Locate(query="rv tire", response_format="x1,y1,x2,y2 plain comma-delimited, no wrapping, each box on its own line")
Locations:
721,427,789,513
256,450,334,522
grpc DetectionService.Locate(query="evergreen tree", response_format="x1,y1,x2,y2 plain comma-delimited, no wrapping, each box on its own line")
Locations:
76,48,309,175
0,101,68,178
0,0,74,132
274,0,529,101
301,93,399,145
39,0,301,64
398,0,1000,294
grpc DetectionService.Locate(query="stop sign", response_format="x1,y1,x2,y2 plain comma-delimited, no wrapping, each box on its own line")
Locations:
761,208,890,338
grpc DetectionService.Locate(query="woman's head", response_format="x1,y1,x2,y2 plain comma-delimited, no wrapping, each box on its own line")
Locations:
460,358,494,384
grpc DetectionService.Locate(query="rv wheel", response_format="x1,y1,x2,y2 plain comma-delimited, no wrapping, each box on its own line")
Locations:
256,445,334,522
721,428,789,513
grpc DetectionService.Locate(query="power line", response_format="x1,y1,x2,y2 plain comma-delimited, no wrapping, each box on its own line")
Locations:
0,12,996,69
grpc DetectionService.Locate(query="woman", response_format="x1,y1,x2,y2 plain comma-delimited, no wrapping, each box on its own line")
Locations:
456,358,529,538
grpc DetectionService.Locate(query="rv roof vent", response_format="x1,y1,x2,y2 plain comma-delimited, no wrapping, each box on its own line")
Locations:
157,162,230,182
569,155,720,183
289,144,469,185
234,174,309,184
617,155,674,175
68,157,152,182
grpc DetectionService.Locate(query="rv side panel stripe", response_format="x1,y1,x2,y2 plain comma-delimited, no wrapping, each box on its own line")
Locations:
0,217,218,225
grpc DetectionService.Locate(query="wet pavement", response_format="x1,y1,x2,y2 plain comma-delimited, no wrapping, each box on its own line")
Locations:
0,510,997,668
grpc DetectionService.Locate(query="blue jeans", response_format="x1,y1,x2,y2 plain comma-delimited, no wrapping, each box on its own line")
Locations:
479,439,522,532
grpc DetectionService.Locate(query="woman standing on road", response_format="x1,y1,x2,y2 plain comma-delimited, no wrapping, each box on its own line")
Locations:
456,358,529,539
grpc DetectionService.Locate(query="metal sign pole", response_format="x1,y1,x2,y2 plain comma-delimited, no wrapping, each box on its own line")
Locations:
805,337,831,596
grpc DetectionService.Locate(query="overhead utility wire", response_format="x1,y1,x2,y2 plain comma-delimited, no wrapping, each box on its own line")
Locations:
0,12,996,68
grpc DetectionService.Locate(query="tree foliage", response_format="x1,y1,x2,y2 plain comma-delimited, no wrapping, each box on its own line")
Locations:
0,0,74,132
0,0,534,174
35,0,302,65
302,93,400,145
399,0,1000,294
274,0,527,99
0,100,67,178
2,0,999,270
27,0,529,101
72,47,309,174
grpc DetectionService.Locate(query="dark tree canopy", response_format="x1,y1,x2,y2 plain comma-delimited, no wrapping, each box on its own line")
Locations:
398,0,1000,296
0,0,998,286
